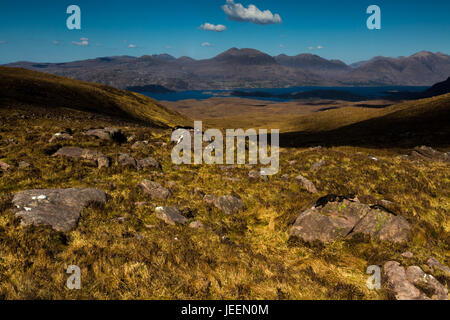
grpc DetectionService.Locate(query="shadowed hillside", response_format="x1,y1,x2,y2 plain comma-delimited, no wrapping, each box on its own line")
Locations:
280,93,450,148
0,67,189,128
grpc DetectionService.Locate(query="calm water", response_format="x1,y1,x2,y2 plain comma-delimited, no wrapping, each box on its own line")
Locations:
140,86,429,102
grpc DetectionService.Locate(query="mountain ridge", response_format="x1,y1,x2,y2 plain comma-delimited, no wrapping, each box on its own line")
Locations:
5,49,450,90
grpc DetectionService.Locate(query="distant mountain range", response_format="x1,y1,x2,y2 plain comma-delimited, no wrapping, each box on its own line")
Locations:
5,48,450,91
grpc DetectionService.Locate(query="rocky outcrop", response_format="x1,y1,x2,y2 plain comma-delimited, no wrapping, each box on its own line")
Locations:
383,261,448,300
411,146,449,162
203,194,245,215
12,188,107,232
290,196,411,244
139,180,170,200
53,147,110,168
155,206,187,225
427,257,450,275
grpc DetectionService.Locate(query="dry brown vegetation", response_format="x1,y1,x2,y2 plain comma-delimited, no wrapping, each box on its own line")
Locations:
0,68,448,299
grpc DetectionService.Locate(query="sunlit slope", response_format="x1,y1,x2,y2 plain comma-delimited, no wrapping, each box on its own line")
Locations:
0,67,189,128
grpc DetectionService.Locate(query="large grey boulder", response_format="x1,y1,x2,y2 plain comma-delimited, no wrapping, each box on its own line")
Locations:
290,197,411,244
155,207,188,226
12,188,107,232
203,194,245,215
139,180,170,200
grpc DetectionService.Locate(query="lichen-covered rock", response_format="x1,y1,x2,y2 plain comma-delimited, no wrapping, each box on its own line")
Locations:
0,160,11,171
118,153,138,168
290,197,411,244
12,188,107,232
155,206,187,226
139,180,170,200
138,157,161,170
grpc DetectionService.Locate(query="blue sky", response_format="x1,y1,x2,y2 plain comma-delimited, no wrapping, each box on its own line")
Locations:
0,0,449,64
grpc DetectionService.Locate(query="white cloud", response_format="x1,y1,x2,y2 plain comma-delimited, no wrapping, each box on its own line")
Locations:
72,38,89,46
308,45,324,51
52,40,60,45
128,44,137,48
200,22,227,32
201,42,213,47
222,0,282,25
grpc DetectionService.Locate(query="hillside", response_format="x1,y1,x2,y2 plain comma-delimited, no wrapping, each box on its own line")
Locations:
0,67,189,128
281,93,450,148
0,73,448,300
5,50,450,90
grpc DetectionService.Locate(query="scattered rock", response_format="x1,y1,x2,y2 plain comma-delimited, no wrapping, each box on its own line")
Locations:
281,174,290,180
290,197,411,244
288,160,297,166
189,220,205,229
203,194,245,215
295,174,318,193
401,251,414,259
155,206,187,226
411,146,449,162
427,257,450,275
131,141,149,150
18,161,31,169
223,177,241,182
248,170,268,181
139,180,170,200
12,188,107,232
118,153,138,168
53,147,110,169
49,132,72,143
134,202,156,208
0,161,11,171
310,160,326,171
138,157,161,170
84,128,126,143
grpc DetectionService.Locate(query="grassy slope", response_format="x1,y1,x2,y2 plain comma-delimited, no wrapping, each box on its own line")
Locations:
281,93,450,148
0,73,448,299
0,67,189,128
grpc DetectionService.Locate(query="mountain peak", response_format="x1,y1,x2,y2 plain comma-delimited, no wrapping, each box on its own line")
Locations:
213,48,276,65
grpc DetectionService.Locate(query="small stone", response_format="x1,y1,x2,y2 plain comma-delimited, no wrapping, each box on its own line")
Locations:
0,161,11,171
189,221,205,229
138,157,161,170
310,160,326,171
427,257,450,275
155,207,188,226
118,153,138,168
295,174,318,193
18,161,31,169
401,251,414,258
203,194,245,215
139,180,170,200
